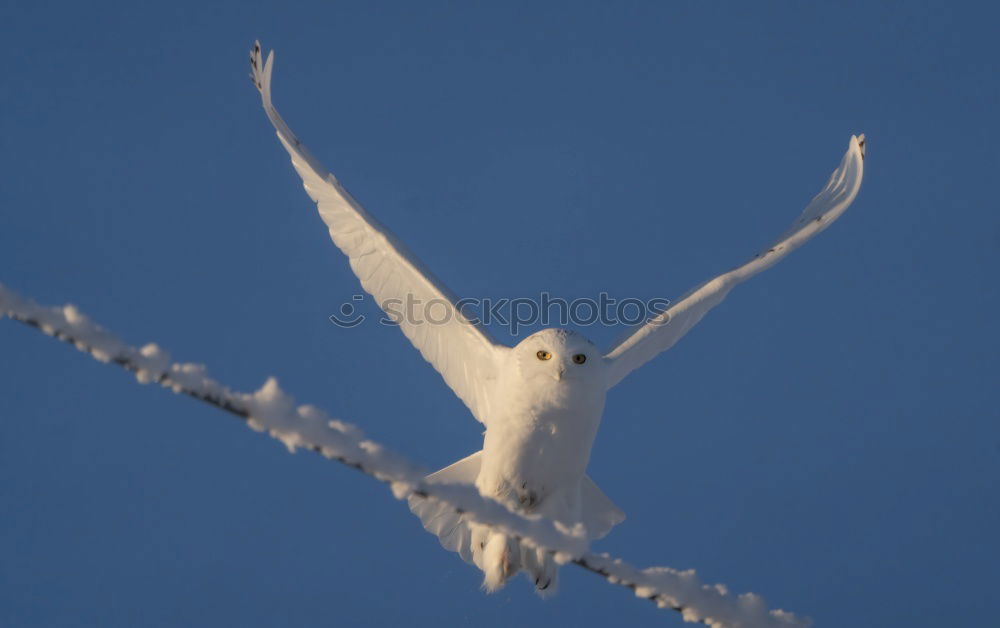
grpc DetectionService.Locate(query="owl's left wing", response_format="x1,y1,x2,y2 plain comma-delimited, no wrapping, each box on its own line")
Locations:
603,135,865,389
250,42,508,423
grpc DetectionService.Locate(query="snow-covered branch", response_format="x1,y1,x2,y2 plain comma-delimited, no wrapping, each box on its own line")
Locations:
0,283,807,628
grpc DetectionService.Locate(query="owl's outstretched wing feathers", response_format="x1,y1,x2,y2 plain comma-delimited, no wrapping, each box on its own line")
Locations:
603,135,865,389
250,43,507,423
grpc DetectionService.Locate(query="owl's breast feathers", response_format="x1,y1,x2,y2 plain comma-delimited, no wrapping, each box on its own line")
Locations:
479,376,606,513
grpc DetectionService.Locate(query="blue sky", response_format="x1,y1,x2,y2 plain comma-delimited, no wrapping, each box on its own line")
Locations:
1,1,997,626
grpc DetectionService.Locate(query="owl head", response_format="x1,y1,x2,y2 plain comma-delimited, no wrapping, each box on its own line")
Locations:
512,328,603,386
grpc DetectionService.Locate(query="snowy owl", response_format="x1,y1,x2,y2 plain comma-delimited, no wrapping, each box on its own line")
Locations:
249,42,865,595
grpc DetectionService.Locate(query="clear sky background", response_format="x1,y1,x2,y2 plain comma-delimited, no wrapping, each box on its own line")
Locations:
1,2,997,626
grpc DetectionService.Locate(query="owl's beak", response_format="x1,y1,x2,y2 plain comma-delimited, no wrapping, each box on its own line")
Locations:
554,367,564,381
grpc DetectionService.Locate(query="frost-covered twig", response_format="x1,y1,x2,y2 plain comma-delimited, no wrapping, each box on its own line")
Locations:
573,554,805,627
0,283,807,627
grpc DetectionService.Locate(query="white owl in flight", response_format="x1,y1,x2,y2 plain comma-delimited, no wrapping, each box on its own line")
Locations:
250,42,865,596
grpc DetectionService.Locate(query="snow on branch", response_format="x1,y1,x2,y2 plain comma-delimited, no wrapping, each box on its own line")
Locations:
0,283,807,628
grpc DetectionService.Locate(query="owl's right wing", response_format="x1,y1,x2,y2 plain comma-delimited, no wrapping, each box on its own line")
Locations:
603,135,865,389
251,42,508,423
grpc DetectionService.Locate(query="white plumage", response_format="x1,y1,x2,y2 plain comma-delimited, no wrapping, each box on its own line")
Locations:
250,42,865,595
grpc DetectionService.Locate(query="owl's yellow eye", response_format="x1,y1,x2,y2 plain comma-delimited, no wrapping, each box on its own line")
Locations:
572,353,587,365
536,350,552,361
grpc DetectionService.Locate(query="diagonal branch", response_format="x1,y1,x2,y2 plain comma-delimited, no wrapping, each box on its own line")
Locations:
0,283,807,628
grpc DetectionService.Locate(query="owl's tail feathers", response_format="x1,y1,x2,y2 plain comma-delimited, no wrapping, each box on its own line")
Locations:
406,451,519,592
407,451,483,565
407,451,625,595
580,474,626,540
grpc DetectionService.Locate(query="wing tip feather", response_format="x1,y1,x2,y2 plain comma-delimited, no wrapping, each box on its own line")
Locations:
249,39,274,106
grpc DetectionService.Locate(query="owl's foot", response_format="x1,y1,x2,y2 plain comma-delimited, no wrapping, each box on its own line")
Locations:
481,533,520,593
516,481,543,512
518,489,539,511
523,545,559,598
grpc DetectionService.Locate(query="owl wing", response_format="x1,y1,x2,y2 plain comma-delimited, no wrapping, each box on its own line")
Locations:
603,135,865,389
251,43,508,423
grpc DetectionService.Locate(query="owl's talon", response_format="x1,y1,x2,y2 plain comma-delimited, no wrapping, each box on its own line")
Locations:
518,489,539,510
